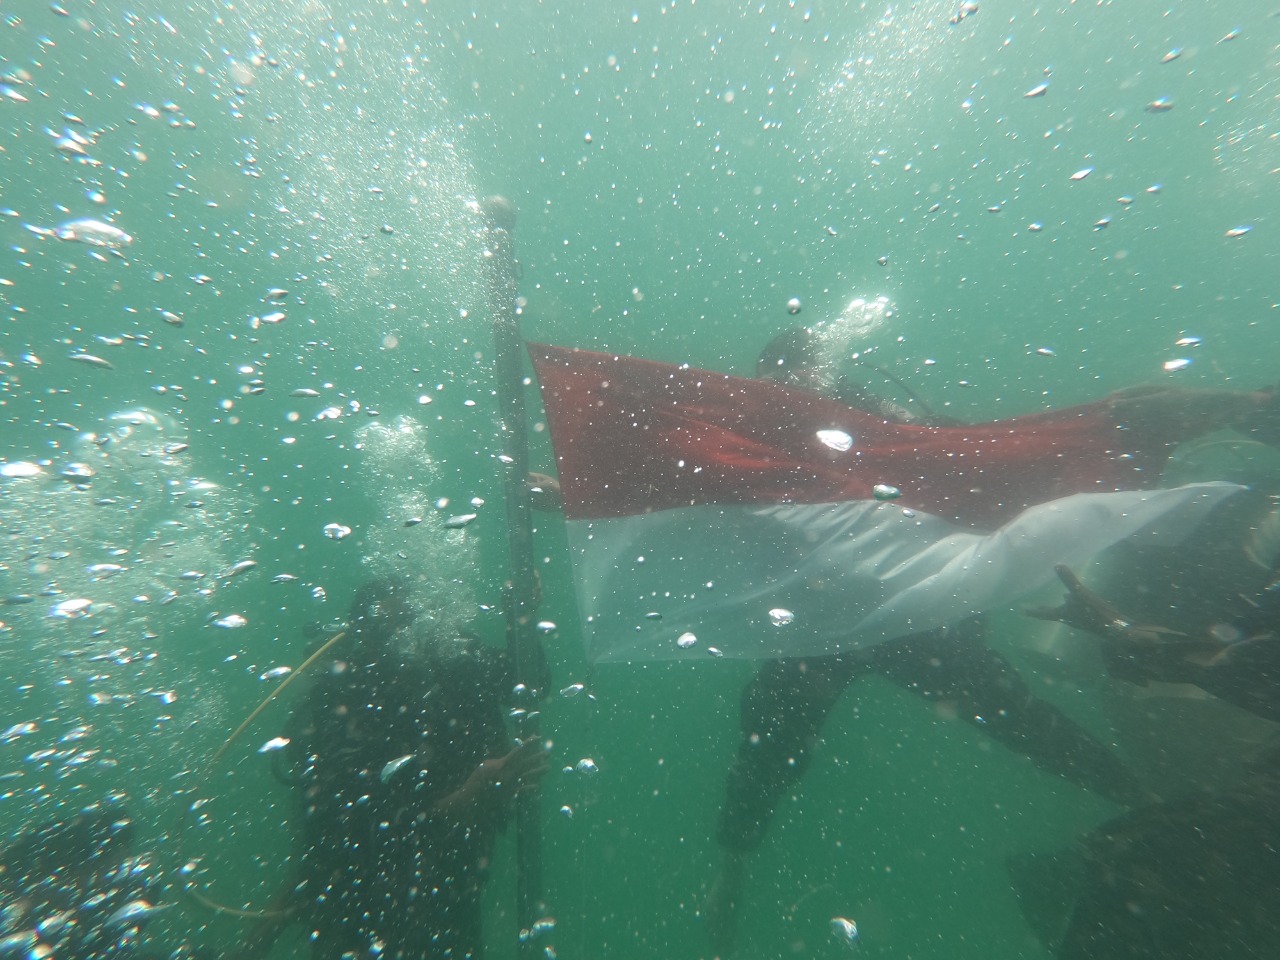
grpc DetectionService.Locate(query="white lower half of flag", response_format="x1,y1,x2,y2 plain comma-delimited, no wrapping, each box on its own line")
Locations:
567,482,1241,662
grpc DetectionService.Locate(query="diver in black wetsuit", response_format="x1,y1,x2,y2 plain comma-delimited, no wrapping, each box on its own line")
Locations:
234,578,548,960
1014,487,1280,960
0,795,175,960
1030,487,1280,722
1046,770,1280,960
703,325,1276,958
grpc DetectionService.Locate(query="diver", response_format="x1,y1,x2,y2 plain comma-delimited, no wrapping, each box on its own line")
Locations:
0,794,174,959
703,620,1152,957
700,321,1279,958
231,577,549,960
751,320,955,425
1011,487,1280,959
1028,487,1280,724
1035,770,1280,960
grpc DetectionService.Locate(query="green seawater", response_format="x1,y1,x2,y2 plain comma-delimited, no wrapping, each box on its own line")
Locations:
1,2,1277,958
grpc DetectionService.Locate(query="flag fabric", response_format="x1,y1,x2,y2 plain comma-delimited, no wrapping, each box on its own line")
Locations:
530,343,1241,662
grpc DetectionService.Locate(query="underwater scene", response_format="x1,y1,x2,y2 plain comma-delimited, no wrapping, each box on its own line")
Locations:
1,2,1279,959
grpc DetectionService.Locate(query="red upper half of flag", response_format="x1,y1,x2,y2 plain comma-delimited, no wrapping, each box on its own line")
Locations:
529,344,1240,529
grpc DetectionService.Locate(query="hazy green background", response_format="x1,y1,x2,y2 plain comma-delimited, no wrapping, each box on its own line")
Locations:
1,1,1277,958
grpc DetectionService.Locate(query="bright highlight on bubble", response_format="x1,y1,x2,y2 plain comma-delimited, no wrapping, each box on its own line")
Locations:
817,429,854,452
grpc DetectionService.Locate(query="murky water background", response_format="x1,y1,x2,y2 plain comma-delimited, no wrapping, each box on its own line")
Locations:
2,2,1277,958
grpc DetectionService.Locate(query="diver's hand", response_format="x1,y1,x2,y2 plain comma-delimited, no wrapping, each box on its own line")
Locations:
1103,384,1271,441
437,739,551,820
1026,566,1165,685
1026,565,1130,638
1027,567,1221,686
526,472,563,512
488,737,553,793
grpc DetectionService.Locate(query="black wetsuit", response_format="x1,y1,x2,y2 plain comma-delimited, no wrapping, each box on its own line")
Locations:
717,616,1144,852
1010,490,1280,960
1055,767,1280,960
0,801,162,960
282,640,512,960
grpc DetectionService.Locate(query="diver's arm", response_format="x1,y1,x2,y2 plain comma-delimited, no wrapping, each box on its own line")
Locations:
1109,632,1280,723
430,738,550,824
1186,636,1280,723
1029,567,1280,720
1102,383,1276,447
1027,565,1226,685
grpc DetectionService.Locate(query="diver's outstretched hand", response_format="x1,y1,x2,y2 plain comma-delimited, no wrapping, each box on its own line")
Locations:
490,737,553,793
437,739,551,822
1103,384,1273,442
526,472,563,512
1026,565,1130,638
1027,565,1223,686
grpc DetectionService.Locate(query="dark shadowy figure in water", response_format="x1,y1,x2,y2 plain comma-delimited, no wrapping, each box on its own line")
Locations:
703,326,1280,958
1015,488,1280,959
0,794,172,959
235,577,548,960
1009,759,1280,960
1029,487,1280,722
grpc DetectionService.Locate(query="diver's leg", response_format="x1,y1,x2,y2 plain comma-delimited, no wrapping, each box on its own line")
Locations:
717,655,861,852
706,654,860,957
872,619,1146,807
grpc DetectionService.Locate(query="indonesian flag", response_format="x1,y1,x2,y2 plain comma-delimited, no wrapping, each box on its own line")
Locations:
530,344,1241,662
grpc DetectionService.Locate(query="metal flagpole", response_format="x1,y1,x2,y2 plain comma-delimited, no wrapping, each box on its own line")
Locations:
479,195,549,955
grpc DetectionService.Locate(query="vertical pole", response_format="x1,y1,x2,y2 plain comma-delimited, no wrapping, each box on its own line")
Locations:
479,196,547,954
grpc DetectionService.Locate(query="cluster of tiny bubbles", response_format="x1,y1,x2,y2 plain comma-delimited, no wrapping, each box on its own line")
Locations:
191,0,489,328
805,296,895,392
1,408,251,638
0,409,252,782
1210,57,1279,204
811,1,958,161
353,415,478,653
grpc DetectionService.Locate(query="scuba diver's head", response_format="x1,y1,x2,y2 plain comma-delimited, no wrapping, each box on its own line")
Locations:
756,327,827,391
0,796,134,892
347,576,418,652
758,297,894,392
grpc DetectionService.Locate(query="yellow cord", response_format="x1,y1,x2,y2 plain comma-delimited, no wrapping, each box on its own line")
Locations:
181,630,349,919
